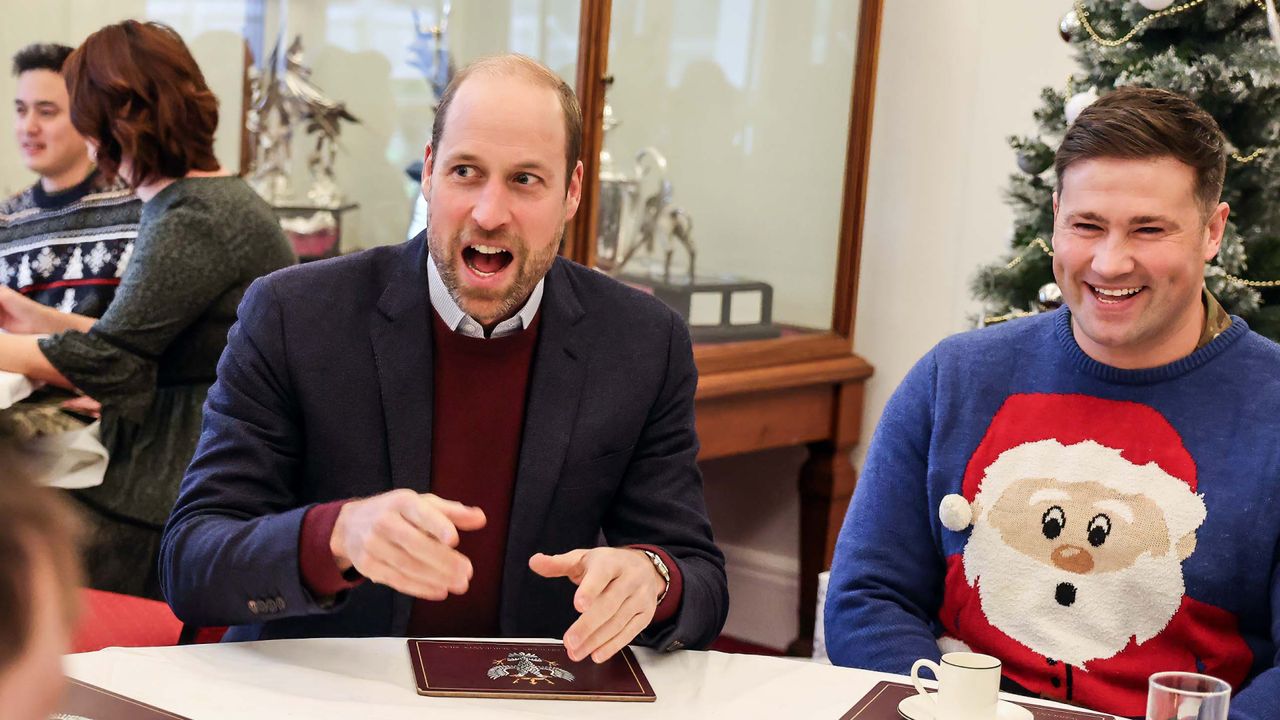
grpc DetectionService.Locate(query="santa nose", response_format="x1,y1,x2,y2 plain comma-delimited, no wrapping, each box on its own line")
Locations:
1051,544,1094,574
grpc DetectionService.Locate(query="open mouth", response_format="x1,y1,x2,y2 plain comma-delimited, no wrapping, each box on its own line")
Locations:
1088,283,1143,305
462,244,514,278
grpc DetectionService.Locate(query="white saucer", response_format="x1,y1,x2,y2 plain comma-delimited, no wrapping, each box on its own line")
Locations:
897,693,1034,720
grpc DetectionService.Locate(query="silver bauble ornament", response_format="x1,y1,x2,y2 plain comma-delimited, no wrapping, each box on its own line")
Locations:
1137,0,1176,10
1016,140,1054,175
1059,9,1080,42
1038,282,1064,308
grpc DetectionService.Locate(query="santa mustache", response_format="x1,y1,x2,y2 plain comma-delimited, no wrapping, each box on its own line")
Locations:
963,520,1185,667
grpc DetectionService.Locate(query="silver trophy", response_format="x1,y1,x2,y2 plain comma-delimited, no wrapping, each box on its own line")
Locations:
596,82,696,282
597,80,774,343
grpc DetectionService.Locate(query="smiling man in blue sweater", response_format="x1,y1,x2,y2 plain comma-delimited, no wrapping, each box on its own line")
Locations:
825,87,1280,719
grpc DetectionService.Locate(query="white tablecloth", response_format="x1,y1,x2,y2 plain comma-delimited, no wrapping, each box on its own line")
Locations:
64,637,1110,719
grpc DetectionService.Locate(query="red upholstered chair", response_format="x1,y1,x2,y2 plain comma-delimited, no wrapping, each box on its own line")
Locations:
71,589,185,653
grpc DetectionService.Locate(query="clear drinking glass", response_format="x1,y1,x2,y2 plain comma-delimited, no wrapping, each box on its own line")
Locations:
1146,672,1231,720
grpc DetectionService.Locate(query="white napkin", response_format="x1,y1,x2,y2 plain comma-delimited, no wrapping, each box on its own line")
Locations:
0,419,108,489
0,369,38,409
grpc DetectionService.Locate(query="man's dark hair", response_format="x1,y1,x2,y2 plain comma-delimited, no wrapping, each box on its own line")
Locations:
12,43,74,77
1056,86,1227,217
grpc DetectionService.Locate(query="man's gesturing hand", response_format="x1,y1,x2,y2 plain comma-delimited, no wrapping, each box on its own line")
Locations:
529,548,666,663
329,489,486,600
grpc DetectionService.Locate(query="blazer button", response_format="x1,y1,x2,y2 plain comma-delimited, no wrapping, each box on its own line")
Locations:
247,599,259,614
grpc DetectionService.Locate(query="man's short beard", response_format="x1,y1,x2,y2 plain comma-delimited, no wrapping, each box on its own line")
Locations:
427,221,562,326
962,519,1185,667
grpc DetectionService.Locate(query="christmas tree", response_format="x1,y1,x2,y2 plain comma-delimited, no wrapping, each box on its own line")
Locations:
972,0,1280,339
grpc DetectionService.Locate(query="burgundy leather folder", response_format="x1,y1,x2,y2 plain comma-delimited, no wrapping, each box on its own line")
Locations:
407,639,656,701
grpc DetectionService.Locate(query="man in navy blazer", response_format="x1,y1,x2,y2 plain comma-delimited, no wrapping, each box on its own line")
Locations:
159,55,727,661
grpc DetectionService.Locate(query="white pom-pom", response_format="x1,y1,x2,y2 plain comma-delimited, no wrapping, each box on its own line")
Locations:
937,635,974,655
1064,87,1099,125
939,494,973,532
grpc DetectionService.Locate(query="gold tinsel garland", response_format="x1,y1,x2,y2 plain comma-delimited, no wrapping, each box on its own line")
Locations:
1074,0,1268,48
1070,0,1271,162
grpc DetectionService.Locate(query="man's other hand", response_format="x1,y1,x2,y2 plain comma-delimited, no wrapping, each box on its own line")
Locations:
529,548,665,663
329,489,485,600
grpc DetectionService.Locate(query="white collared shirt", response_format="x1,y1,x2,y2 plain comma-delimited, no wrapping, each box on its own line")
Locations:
426,253,544,339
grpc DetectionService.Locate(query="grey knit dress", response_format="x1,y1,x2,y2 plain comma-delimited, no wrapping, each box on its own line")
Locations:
39,176,295,598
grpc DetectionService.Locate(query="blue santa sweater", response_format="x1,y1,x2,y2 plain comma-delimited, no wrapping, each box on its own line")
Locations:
825,307,1280,719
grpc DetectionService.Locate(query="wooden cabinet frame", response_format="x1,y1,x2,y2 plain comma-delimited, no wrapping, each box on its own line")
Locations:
568,0,884,654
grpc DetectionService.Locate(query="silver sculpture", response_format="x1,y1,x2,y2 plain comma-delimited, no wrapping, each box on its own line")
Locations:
596,83,696,283
247,34,360,206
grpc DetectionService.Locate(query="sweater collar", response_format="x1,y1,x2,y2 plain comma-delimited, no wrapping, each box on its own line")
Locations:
1053,305,1248,384
31,168,99,210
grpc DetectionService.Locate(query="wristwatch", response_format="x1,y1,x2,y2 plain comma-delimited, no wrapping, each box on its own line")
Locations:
640,549,670,604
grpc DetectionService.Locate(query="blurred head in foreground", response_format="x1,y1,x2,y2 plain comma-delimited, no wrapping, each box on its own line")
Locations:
0,477,83,720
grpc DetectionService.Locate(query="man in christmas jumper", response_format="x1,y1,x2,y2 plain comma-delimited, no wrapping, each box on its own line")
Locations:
825,86,1280,719
160,55,727,663
0,43,139,319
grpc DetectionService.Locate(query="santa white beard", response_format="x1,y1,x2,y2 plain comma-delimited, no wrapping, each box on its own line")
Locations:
962,520,1186,667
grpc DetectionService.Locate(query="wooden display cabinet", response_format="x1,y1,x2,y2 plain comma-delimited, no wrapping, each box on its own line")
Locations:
565,0,884,655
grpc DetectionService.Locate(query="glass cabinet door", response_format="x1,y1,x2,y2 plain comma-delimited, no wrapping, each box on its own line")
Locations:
250,0,581,252
594,0,861,343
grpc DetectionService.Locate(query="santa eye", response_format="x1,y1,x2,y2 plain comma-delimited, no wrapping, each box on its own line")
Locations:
1041,506,1065,540
1087,514,1111,547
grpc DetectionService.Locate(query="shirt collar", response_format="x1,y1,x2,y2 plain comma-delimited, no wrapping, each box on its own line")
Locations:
426,252,544,339
1196,286,1232,350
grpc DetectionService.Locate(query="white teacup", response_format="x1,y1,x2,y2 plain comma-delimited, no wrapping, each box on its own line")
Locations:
910,651,1002,720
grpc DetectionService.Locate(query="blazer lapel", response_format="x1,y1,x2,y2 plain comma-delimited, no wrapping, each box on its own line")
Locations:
370,236,436,636
501,259,587,631
370,236,435,495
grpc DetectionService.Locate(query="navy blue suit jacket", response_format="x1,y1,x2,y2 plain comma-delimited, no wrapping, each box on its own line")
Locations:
159,235,727,651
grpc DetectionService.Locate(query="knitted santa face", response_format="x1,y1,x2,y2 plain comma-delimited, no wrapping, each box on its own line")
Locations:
940,394,1206,667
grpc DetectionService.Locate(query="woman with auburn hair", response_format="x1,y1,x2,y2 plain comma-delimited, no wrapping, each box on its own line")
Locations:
0,20,295,598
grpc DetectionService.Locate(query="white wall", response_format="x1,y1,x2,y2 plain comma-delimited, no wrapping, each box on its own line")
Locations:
702,0,1076,650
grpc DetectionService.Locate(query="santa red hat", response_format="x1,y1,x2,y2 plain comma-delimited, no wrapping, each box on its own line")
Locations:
939,394,1205,543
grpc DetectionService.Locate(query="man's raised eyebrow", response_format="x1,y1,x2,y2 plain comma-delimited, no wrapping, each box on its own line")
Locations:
1066,211,1107,223
440,151,482,167
512,160,553,174
1130,214,1177,226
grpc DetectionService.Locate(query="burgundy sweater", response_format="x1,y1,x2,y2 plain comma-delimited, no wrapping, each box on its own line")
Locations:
297,309,681,636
